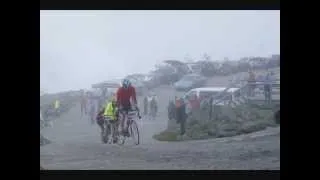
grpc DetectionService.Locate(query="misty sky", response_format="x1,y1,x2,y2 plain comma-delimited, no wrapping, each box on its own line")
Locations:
40,10,280,93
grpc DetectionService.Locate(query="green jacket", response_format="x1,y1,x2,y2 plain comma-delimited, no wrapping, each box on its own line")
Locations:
103,102,117,120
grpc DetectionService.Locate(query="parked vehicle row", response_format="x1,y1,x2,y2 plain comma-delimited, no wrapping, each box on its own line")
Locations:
90,54,280,97
182,87,242,112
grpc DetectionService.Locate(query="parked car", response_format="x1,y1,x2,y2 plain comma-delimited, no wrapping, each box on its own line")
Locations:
183,87,241,103
174,74,207,91
182,87,242,112
182,87,240,112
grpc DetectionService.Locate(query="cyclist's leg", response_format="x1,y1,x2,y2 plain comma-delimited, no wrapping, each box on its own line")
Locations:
114,110,119,134
121,107,128,133
119,109,126,133
126,106,134,133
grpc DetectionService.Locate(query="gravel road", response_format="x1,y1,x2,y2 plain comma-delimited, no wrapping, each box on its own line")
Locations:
40,72,280,170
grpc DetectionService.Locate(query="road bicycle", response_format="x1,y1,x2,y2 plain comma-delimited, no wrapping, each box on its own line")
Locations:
118,107,141,145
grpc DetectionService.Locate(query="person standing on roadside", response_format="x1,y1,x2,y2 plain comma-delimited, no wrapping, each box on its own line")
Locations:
247,70,256,97
150,95,158,120
264,71,275,104
175,97,187,135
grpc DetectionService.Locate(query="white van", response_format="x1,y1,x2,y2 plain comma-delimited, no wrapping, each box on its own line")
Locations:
183,87,241,108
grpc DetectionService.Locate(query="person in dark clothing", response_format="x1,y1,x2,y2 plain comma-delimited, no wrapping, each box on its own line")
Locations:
143,96,148,115
167,100,175,120
264,72,274,104
175,98,187,135
149,96,158,119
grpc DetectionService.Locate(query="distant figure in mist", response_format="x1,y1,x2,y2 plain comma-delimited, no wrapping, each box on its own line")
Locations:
167,99,175,121
80,90,88,117
264,71,275,104
143,96,148,115
87,92,97,124
247,70,256,97
149,95,158,120
53,99,60,117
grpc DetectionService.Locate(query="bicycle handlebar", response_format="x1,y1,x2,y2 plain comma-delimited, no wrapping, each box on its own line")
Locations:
118,106,141,119
132,106,141,119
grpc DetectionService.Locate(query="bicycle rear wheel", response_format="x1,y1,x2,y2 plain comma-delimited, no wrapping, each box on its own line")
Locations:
129,120,140,145
112,123,125,145
102,127,109,144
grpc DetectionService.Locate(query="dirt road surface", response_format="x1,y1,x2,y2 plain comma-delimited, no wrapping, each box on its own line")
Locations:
40,73,280,170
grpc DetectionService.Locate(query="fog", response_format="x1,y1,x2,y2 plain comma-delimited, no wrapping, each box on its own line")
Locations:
40,10,280,93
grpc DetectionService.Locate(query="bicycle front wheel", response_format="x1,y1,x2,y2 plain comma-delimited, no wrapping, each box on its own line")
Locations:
129,120,140,145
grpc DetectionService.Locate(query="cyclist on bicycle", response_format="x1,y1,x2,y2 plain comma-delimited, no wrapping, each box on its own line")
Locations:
96,98,118,136
116,79,137,136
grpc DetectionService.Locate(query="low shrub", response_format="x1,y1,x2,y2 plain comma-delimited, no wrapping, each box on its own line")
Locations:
154,104,277,141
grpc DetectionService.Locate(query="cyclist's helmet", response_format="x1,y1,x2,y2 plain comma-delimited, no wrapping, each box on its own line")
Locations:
121,79,131,89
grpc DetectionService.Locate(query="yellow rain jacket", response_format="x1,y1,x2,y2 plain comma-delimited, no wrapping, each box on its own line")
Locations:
54,100,60,109
103,102,117,121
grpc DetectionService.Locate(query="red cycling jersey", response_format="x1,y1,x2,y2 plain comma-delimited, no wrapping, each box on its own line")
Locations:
116,86,137,107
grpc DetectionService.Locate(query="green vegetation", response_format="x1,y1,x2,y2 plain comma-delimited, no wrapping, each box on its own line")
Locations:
153,105,278,142
153,130,180,141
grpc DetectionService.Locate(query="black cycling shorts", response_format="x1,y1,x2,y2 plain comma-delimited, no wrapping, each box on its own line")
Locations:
119,105,132,114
